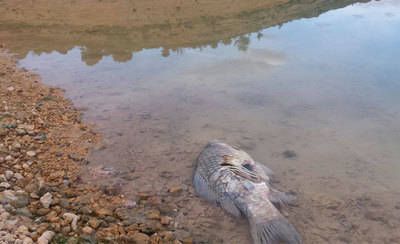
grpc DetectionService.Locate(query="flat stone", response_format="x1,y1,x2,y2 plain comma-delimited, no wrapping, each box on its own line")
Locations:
40,192,52,208
14,173,24,180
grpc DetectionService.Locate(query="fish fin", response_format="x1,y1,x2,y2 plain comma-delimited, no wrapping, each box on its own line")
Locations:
219,195,242,218
251,162,273,184
268,189,297,209
255,162,274,177
193,170,218,203
250,217,302,244
245,197,301,244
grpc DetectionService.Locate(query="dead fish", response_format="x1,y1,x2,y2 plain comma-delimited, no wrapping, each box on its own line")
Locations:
193,140,301,244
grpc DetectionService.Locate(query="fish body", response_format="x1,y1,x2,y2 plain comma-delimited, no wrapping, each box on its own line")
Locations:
193,141,301,244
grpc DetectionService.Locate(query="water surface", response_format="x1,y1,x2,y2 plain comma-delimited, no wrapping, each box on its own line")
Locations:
1,0,400,243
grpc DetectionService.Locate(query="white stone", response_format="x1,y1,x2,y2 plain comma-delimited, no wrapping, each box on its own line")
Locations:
4,171,14,180
0,211,10,220
63,212,80,231
16,225,28,234
12,142,21,149
0,174,6,182
22,237,34,244
37,231,55,244
26,151,36,157
0,182,11,189
13,173,24,180
40,192,52,208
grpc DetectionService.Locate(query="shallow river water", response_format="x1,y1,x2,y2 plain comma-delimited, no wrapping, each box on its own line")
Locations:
1,0,400,243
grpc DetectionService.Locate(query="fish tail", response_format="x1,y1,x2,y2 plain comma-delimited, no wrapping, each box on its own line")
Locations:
249,216,302,244
246,201,301,244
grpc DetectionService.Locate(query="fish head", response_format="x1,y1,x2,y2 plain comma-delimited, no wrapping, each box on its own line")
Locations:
207,141,263,182
207,140,256,168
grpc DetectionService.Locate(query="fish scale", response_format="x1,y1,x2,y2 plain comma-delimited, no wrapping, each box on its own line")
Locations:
193,141,302,244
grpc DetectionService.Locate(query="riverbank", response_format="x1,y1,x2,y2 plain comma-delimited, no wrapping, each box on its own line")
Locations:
0,47,191,243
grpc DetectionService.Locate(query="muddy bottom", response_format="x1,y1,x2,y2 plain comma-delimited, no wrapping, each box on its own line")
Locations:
1,0,400,243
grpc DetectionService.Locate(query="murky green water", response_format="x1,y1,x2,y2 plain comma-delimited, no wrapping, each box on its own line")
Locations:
1,0,400,243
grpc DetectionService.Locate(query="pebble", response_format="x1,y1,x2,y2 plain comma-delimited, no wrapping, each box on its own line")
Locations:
146,209,161,220
22,237,34,244
16,225,29,234
40,192,53,208
168,185,183,194
88,218,101,229
0,182,11,189
124,200,137,209
63,213,80,231
131,232,150,243
82,226,94,235
4,170,14,180
37,230,55,244
26,151,36,157
15,207,33,218
14,173,24,180
161,216,173,225
7,86,14,92
94,207,113,217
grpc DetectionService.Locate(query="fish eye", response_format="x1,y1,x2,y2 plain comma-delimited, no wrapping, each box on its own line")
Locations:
242,163,254,171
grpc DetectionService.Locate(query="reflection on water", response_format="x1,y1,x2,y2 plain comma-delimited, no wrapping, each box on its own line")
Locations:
0,0,369,65
2,0,400,243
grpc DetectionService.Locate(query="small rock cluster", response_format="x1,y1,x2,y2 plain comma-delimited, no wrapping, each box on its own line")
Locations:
0,49,193,243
